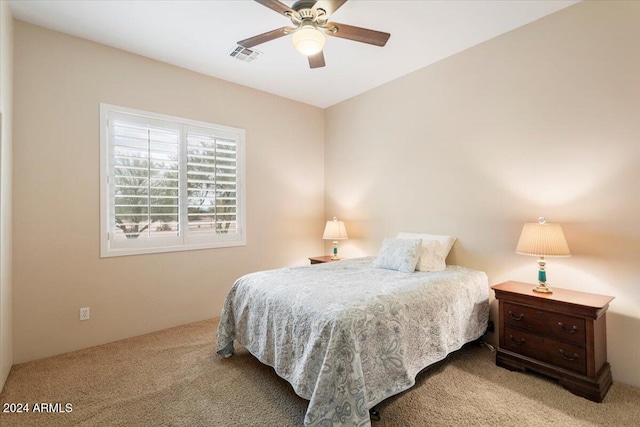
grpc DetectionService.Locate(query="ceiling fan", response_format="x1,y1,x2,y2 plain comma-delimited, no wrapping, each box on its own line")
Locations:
238,0,391,69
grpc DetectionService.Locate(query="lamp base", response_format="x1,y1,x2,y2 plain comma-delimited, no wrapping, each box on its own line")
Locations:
533,284,553,294
331,240,339,261
533,257,552,293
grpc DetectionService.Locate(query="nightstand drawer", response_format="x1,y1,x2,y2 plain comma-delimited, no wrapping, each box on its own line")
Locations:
503,302,586,345
504,326,586,374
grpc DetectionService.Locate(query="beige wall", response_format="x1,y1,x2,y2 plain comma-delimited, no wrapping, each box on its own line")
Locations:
325,1,640,387
0,0,13,391
13,22,325,363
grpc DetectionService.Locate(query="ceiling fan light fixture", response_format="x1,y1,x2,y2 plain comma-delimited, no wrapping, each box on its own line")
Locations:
239,0,390,69
292,25,326,56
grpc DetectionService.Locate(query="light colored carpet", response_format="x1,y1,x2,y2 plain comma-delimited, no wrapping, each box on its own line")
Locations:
1,319,638,426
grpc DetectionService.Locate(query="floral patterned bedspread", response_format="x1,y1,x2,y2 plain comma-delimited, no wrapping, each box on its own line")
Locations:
216,257,489,426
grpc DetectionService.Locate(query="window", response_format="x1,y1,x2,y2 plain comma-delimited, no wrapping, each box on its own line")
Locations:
100,104,245,257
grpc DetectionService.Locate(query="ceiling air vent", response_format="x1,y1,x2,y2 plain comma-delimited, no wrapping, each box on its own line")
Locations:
229,45,261,63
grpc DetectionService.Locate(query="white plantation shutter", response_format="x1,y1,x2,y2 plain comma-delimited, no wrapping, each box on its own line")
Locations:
101,105,245,257
185,127,240,243
110,117,181,249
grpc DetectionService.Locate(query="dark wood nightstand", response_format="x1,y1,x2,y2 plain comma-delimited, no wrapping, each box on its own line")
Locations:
309,256,339,265
491,281,614,402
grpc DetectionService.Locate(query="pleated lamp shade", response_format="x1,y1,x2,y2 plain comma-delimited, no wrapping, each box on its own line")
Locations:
323,218,348,240
516,222,571,258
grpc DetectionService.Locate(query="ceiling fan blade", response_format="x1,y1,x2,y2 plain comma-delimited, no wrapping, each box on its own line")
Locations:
308,51,326,69
313,0,348,17
254,0,296,17
325,22,390,47
238,26,292,48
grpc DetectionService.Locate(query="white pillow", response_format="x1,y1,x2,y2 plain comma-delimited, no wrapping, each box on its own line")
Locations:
373,238,422,273
395,232,457,272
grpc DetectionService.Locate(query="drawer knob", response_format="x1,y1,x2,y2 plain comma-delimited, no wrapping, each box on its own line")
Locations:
558,322,578,333
559,349,579,361
508,311,524,321
509,335,526,345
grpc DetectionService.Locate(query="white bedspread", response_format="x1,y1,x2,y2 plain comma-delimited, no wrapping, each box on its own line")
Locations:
216,257,489,426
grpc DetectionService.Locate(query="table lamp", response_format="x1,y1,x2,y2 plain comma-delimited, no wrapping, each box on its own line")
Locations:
515,217,571,293
323,217,348,260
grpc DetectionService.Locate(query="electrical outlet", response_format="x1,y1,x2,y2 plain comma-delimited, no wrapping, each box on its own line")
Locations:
80,307,90,321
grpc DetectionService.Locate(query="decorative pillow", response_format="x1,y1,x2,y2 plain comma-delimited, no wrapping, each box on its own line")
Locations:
373,238,422,273
395,232,457,272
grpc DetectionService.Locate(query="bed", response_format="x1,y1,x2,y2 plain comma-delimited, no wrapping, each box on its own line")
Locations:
216,256,489,426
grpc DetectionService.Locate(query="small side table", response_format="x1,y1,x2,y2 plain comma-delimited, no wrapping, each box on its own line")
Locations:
309,256,339,265
491,281,614,402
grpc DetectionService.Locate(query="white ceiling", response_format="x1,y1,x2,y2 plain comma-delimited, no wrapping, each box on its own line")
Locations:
9,0,579,108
